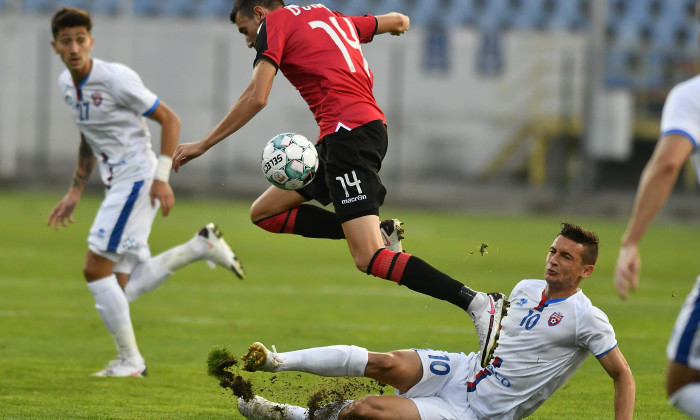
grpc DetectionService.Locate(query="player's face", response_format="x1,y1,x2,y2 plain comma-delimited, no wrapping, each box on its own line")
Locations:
51,26,94,79
235,12,262,48
544,236,593,292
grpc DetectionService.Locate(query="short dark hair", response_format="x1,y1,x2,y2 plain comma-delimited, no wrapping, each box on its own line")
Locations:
51,7,92,39
559,222,599,266
230,0,285,23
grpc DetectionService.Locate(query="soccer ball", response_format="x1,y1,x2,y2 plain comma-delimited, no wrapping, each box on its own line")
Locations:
261,133,319,190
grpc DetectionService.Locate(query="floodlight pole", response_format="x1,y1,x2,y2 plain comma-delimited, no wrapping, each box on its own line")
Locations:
577,0,607,192
0,0,22,178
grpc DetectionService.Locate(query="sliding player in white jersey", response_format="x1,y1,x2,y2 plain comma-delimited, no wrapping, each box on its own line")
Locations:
234,223,635,419
615,3,700,416
47,7,245,377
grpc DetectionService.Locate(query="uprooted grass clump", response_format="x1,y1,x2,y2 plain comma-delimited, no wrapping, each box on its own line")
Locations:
206,344,254,401
206,345,388,419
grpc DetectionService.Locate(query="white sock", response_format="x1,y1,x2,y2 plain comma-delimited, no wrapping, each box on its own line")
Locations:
124,256,172,302
274,403,308,420
278,345,368,377
87,275,142,362
124,237,209,302
159,236,211,271
669,383,700,418
467,291,487,313
240,399,351,420
238,397,308,420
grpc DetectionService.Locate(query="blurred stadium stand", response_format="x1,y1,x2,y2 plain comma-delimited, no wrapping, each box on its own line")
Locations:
11,0,694,32
3,0,699,194
8,0,698,91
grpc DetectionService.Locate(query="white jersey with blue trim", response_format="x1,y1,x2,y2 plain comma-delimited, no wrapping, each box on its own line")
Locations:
660,74,700,183
468,279,617,419
58,58,159,186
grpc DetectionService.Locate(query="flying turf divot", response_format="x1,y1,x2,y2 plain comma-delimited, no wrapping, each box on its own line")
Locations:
206,344,389,420
206,345,254,401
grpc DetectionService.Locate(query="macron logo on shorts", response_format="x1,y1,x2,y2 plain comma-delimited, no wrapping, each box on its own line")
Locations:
341,194,367,205
337,171,366,205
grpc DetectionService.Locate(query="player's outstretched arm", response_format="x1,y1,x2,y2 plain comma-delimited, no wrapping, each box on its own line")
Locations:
598,347,635,420
375,12,410,36
47,134,95,230
146,101,180,216
614,134,693,299
172,60,276,172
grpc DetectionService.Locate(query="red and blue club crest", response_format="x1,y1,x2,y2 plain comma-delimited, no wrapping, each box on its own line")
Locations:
92,93,103,107
548,312,564,326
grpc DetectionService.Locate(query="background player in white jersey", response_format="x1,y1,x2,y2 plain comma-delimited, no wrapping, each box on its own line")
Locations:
232,223,635,420
615,3,700,417
46,7,245,377
172,0,508,368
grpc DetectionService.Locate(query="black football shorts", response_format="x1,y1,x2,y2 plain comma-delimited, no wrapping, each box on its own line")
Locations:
298,119,388,223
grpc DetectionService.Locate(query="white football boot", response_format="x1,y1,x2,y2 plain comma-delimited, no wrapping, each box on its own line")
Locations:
92,358,147,377
237,395,288,420
197,223,245,279
470,292,509,368
242,342,283,372
380,219,404,253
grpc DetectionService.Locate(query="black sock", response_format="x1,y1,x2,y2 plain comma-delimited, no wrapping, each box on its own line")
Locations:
293,204,345,239
399,255,476,311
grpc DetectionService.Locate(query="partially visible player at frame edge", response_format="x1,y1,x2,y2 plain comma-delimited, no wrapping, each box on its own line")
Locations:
172,0,508,367
234,223,635,420
46,7,245,377
614,2,700,417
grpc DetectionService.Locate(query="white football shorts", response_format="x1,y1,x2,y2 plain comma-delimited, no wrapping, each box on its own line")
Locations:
87,178,158,273
396,349,479,420
667,275,700,370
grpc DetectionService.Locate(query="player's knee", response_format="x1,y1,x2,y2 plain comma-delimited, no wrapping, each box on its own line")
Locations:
82,265,94,281
250,200,265,223
370,352,400,373
665,361,700,398
354,256,370,273
82,262,104,282
353,250,378,273
368,352,413,385
367,351,422,392
83,253,115,282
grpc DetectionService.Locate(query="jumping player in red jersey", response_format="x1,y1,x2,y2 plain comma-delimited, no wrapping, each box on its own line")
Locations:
172,0,507,366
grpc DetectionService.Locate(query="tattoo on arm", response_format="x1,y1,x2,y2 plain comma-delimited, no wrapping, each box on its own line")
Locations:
73,135,96,191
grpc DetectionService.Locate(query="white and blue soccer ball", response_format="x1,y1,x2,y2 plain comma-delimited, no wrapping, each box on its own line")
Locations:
261,133,319,190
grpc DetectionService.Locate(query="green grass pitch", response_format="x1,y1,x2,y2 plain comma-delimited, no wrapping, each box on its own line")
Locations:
0,189,695,419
